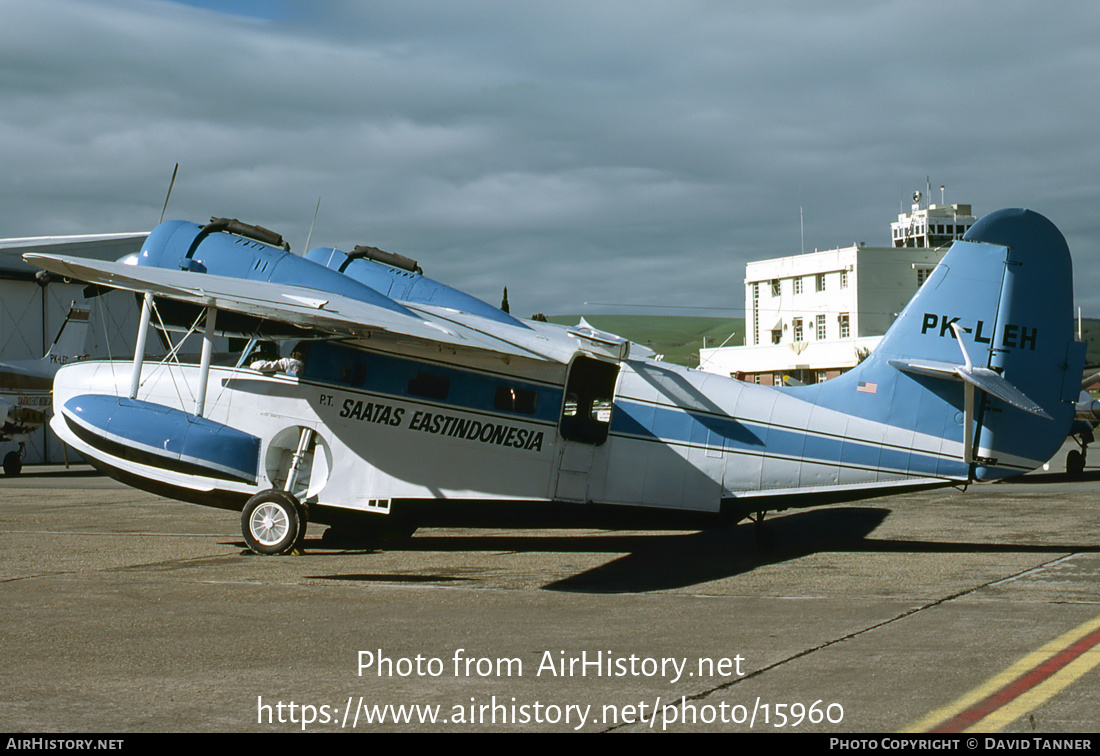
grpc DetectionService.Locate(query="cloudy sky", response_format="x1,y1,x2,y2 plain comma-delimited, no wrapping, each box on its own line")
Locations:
3,0,1100,318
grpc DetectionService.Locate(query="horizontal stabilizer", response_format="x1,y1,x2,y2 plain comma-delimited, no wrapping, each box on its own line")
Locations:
889,358,1049,418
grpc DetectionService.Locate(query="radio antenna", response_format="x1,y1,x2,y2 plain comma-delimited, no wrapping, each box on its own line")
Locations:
303,196,322,254
159,163,178,223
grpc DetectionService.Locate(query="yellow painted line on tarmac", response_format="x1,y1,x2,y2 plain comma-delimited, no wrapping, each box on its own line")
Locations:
902,614,1100,733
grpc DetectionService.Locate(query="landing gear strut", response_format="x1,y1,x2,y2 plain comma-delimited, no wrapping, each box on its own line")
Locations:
241,426,316,555
749,510,768,544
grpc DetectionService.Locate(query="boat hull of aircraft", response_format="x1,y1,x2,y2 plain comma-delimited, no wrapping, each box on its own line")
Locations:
33,208,1084,553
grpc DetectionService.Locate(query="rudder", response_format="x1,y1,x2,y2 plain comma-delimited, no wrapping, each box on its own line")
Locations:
964,208,1083,477
42,303,91,367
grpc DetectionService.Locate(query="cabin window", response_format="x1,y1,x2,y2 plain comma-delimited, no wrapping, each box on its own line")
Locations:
344,361,367,387
295,340,367,387
559,356,619,445
494,386,538,415
408,372,450,401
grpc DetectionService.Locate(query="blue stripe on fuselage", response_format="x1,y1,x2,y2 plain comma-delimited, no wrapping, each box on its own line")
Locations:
610,397,968,479
286,342,970,480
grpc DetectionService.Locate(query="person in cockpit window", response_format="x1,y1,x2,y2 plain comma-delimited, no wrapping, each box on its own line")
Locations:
250,342,308,376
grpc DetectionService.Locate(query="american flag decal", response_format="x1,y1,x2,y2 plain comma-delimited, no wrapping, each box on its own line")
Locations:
857,381,878,394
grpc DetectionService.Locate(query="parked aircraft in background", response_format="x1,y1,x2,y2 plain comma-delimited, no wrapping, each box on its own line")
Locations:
1,232,146,475
23,209,1084,554
1065,371,1100,476
0,305,91,475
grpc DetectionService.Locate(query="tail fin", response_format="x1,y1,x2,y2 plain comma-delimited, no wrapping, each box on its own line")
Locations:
811,208,1083,480
41,304,91,368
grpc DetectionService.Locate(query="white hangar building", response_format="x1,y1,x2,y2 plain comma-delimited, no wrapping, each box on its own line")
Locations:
1,232,148,466
699,200,978,385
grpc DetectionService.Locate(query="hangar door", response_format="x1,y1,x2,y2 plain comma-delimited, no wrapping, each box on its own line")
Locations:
0,276,149,466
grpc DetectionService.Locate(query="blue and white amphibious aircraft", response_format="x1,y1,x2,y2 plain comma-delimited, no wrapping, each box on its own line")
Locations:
24,209,1084,554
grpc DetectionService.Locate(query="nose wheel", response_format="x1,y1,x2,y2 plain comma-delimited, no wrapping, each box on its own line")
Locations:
241,490,308,555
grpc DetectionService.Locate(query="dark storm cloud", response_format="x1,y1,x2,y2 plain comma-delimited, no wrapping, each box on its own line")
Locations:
3,0,1099,317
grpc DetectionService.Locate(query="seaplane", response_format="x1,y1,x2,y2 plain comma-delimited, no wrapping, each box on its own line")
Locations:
0,304,93,476
22,208,1084,554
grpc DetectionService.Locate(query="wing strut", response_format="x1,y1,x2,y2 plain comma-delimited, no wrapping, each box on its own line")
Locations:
129,293,154,400
195,306,217,417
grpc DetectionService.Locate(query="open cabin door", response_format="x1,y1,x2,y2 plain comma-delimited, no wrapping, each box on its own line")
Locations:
552,356,620,502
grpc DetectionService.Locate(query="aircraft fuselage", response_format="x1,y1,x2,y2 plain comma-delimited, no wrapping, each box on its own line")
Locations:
51,333,968,529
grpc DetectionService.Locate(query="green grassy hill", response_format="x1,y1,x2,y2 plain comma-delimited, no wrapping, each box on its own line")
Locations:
546,315,743,368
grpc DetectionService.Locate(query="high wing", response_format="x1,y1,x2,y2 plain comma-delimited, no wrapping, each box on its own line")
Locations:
22,252,625,364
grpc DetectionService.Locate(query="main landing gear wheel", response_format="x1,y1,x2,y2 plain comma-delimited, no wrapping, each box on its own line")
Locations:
1067,449,1085,477
3,451,22,476
241,490,308,555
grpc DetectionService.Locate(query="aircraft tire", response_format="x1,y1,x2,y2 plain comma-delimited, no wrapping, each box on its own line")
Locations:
241,490,307,555
1066,449,1085,478
3,451,21,476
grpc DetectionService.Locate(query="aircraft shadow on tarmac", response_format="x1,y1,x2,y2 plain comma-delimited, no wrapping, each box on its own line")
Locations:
298,506,1099,594
0,466,105,479
1003,469,1100,485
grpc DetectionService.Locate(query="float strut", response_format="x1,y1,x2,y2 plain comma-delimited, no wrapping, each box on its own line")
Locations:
128,292,154,400
195,306,217,417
